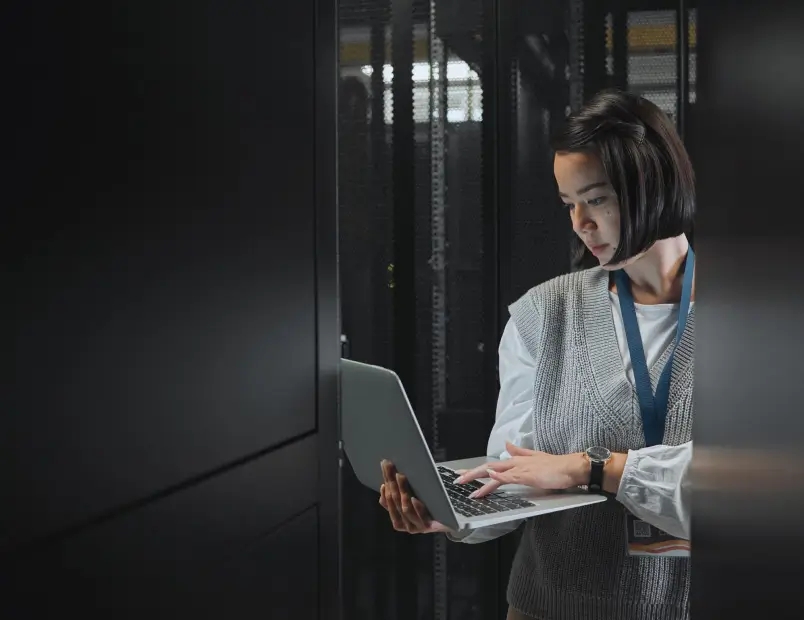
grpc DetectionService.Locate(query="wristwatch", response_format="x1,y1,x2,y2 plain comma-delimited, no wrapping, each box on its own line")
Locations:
585,446,612,493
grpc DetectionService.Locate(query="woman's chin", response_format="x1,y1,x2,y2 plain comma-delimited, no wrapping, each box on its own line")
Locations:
597,256,628,271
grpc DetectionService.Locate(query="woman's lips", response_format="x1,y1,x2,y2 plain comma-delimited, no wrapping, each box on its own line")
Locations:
589,244,608,256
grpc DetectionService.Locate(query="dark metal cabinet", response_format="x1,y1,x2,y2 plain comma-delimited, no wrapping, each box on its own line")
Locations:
2,439,319,617
1,0,339,617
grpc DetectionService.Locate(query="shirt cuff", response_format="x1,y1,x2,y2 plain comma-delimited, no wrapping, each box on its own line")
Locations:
615,443,691,540
444,528,474,542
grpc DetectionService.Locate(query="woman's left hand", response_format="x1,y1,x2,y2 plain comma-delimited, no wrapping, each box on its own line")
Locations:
454,442,588,499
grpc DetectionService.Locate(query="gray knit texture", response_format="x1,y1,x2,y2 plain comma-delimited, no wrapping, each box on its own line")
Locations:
506,267,693,620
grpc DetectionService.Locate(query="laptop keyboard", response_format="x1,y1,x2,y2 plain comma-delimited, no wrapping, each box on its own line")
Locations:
437,466,535,518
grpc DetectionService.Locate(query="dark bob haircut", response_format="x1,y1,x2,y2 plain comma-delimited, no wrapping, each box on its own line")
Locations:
550,89,695,269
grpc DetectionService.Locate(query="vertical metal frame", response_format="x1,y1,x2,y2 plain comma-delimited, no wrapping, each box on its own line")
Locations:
676,0,689,139
495,0,515,336
582,0,608,100
492,2,517,617
482,0,501,425
612,1,629,91
391,0,416,401
389,1,419,618
315,0,342,618
426,3,449,617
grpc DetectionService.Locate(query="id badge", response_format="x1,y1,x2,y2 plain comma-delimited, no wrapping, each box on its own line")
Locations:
624,512,690,557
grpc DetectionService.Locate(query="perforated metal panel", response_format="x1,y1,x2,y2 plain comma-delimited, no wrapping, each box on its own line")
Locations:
689,7,697,104
339,4,400,617
568,0,585,112
628,10,676,121
338,1,697,619
417,2,494,617
622,8,697,125
338,0,395,369
339,0,499,617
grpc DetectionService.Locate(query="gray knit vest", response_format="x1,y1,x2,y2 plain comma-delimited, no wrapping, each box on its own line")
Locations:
506,267,693,620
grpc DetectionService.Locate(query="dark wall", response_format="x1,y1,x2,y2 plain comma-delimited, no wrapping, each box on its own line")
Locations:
1,1,339,618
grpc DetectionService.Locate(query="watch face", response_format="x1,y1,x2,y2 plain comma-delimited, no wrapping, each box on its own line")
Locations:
587,446,612,462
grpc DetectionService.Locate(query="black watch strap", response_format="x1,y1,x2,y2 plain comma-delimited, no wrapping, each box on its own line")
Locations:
588,459,604,493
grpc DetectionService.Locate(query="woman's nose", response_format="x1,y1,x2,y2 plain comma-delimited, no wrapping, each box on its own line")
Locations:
570,204,596,234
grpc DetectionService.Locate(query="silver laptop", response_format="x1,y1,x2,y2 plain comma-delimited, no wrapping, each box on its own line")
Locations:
340,358,606,532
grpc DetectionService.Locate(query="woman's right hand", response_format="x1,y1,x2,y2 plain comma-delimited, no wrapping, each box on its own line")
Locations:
379,460,452,534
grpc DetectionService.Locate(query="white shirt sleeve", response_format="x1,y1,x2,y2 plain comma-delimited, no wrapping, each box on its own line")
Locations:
447,318,535,544
615,441,692,540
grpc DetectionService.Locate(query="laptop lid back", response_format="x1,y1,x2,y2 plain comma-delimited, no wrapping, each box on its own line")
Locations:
340,359,458,530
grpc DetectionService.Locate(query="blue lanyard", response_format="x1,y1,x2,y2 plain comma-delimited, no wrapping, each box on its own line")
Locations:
614,249,695,447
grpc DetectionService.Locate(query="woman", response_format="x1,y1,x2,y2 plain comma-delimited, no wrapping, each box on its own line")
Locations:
379,88,695,620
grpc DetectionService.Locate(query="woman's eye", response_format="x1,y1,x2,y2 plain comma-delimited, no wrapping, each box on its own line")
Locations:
587,196,607,206
562,201,575,210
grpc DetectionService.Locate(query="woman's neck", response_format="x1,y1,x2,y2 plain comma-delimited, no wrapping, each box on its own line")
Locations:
619,235,692,304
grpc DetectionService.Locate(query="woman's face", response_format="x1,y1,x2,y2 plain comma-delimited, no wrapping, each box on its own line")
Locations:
554,150,622,270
